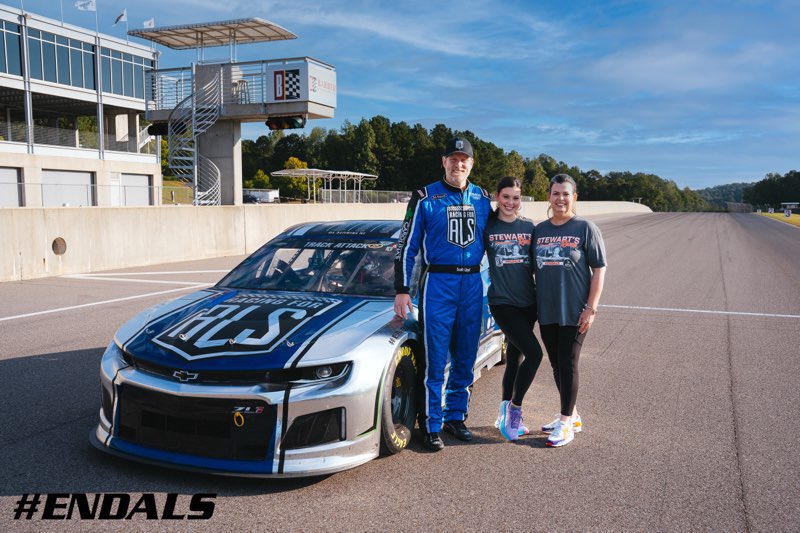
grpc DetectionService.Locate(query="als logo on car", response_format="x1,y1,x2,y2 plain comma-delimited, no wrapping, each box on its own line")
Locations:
152,294,342,360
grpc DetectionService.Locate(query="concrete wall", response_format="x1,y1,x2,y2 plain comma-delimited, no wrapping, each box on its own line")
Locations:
0,201,652,282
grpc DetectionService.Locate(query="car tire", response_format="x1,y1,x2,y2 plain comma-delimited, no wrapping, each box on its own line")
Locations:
379,343,418,456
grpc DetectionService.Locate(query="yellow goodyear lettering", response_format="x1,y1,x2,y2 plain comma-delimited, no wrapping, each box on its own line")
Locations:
394,345,417,370
390,431,407,449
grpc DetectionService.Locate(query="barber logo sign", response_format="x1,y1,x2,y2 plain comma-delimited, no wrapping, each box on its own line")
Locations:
446,205,476,248
152,295,341,360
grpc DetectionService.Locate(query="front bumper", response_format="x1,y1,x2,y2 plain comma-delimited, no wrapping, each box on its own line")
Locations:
92,343,385,477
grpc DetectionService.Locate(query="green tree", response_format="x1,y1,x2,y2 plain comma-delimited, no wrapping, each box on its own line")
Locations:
160,138,172,179
270,156,309,199
243,169,270,190
352,119,379,175
524,158,549,199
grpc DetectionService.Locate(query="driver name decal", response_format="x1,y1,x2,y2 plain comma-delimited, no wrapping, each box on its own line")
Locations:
152,295,342,360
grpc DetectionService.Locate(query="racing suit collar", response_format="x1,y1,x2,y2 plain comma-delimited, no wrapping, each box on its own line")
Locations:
441,177,471,193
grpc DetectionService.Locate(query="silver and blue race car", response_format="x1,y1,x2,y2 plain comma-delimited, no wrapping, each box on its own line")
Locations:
91,220,504,477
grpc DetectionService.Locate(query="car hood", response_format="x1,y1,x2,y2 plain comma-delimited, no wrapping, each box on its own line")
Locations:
115,288,395,371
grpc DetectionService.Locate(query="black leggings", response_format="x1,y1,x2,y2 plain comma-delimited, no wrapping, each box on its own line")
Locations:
539,324,586,416
490,304,543,406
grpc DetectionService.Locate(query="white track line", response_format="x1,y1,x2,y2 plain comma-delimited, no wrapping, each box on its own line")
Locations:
65,274,205,286
601,304,800,319
0,284,211,323
65,270,229,277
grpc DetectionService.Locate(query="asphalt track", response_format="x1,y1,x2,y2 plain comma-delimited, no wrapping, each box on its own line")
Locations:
1,212,798,532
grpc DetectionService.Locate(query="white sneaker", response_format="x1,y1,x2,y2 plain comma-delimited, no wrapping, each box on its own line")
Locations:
546,418,575,447
541,413,582,434
495,401,530,436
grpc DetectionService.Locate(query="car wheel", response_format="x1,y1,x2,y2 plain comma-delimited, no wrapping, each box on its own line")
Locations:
379,343,418,455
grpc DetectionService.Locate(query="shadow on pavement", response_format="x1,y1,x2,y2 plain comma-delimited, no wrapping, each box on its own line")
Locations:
0,348,326,497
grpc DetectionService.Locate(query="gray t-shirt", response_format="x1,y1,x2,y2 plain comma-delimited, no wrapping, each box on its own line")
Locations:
484,216,536,307
534,216,606,326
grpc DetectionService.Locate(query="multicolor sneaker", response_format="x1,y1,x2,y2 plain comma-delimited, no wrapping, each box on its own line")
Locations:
499,402,522,441
495,401,530,436
546,418,575,447
542,413,582,434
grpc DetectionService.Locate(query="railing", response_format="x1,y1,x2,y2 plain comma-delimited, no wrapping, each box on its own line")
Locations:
166,68,223,205
319,190,411,204
0,120,157,154
147,57,336,112
1,183,212,207
147,67,194,111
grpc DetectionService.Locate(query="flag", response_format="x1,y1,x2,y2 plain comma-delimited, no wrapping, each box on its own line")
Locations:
74,0,96,11
143,18,155,29
114,9,127,25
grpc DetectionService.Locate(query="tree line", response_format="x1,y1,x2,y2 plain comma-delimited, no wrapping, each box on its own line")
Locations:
235,116,709,211
742,171,800,209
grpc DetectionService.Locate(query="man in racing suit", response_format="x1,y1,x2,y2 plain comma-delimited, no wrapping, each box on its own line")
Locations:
394,137,492,452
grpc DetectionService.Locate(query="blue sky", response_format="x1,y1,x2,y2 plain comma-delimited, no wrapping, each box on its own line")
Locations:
20,0,800,189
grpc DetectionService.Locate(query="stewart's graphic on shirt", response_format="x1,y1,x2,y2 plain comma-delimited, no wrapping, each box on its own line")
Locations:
488,231,532,268
535,235,582,270
484,217,536,308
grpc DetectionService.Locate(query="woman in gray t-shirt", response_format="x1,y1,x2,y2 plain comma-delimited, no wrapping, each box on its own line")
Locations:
535,174,606,448
484,176,544,442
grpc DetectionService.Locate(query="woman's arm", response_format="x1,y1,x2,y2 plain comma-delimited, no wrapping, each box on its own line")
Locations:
578,266,605,333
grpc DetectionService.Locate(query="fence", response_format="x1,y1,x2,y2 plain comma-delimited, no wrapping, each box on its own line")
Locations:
2,183,191,207
3,185,538,208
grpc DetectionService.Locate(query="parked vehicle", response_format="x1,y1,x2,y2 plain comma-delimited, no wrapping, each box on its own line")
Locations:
91,220,503,477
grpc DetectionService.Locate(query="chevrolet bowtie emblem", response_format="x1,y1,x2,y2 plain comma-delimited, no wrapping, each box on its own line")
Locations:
172,370,199,382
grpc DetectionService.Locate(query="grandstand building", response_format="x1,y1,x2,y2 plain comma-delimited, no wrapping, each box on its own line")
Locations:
0,3,160,208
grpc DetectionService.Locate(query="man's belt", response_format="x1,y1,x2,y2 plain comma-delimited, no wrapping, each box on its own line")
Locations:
427,264,481,274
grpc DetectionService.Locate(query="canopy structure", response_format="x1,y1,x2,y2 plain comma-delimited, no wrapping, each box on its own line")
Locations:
271,169,378,203
128,18,297,60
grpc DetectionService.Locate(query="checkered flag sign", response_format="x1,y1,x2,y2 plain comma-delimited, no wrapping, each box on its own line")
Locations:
285,69,300,100
274,69,301,100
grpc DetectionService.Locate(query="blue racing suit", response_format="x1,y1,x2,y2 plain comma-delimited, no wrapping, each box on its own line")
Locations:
395,178,492,433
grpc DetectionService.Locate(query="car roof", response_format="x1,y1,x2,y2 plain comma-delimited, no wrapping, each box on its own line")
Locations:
280,220,402,240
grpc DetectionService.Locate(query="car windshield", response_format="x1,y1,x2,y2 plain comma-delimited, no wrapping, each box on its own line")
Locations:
218,238,398,297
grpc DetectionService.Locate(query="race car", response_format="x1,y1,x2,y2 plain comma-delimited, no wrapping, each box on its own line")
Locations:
91,220,504,477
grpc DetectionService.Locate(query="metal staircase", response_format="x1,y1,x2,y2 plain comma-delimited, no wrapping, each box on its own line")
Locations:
167,67,222,205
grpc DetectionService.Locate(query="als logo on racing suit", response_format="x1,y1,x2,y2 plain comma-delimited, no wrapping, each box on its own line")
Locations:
446,205,477,248
152,295,342,360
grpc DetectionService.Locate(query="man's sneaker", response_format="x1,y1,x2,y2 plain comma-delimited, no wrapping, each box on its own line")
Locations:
442,420,473,442
499,403,522,441
421,432,444,452
542,413,582,434
495,401,530,436
546,418,575,447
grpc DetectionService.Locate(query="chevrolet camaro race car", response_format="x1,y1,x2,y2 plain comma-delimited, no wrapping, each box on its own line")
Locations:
91,220,504,477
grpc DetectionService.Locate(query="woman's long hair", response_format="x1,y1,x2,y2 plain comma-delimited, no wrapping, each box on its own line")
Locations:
546,173,578,218
490,176,523,219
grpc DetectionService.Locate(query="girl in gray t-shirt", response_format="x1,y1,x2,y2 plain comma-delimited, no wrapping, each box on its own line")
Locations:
484,176,544,442
534,174,606,448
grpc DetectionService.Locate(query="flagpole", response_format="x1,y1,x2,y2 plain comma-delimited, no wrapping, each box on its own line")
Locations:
60,0,64,24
